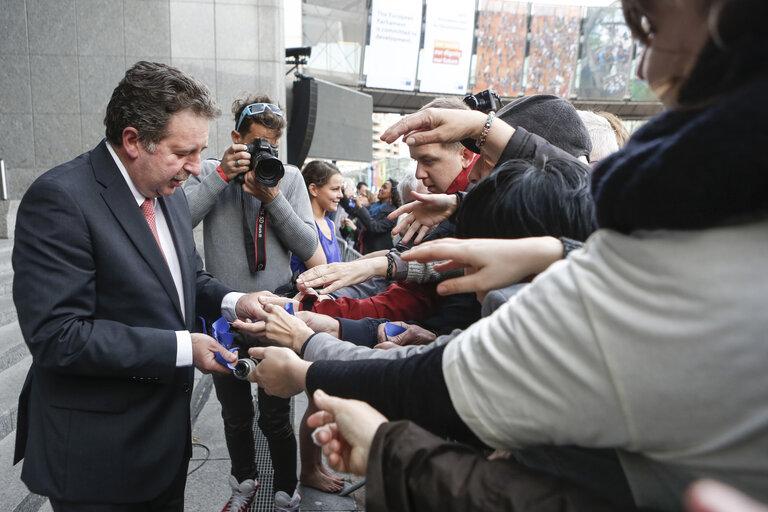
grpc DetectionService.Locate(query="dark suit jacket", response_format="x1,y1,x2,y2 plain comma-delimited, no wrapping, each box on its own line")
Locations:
11,141,233,502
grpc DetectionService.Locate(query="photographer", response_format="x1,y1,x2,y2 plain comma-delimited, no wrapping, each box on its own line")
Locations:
184,94,316,512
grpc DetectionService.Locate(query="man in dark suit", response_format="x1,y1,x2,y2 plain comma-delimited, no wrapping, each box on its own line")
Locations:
12,61,268,511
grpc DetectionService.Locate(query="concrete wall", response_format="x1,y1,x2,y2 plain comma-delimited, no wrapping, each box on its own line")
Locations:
0,0,286,231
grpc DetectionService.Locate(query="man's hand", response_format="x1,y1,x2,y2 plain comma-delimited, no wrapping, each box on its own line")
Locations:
220,143,252,181
234,290,277,321
341,217,357,232
376,321,436,346
388,192,457,244
686,480,768,512
402,237,564,295
242,173,281,203
307,389,388,476
296,311,341,338
297,258,386,294
380,107,488,147
191,333,237,374
246,346,311,398
236,302,314,353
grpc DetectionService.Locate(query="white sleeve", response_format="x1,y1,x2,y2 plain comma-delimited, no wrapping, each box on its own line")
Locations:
442,257,631,452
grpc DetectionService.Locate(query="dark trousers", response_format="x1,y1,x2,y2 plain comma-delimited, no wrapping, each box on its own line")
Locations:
212,373,297,495
514,446,636,507
49,456,187,512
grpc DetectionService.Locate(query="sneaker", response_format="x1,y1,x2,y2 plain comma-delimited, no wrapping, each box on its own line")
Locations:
274,489,301,512
221,475,258,512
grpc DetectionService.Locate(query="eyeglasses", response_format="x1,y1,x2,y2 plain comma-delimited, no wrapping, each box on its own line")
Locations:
236,103,283,132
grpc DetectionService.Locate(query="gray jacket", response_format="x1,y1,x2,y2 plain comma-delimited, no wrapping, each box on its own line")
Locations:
184,159,317,292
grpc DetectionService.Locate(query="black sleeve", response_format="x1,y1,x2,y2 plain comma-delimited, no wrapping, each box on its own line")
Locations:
366,421,645,512
417,292,480,335
337,317,387,347
497,126,583,166
353,204,397,235
305,343,482,446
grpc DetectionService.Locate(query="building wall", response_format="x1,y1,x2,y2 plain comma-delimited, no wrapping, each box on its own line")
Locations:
0,0,286,202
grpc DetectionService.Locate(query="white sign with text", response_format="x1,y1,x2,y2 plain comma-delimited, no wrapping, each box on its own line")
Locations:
418,0,476,94
365,0,423,90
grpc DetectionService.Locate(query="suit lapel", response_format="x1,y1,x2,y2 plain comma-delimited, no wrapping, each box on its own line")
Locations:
91,141,183,322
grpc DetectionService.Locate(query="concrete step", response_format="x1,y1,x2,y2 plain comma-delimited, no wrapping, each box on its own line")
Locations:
0,294,18,328
0,270,13,297
0,431,30,511
0,245,12,273
0,354,31,444
0,321,28,373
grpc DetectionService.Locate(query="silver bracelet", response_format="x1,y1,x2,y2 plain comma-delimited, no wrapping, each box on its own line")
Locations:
476,111,495,148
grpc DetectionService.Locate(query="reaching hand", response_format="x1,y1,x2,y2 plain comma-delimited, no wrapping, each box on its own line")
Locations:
387,192,458,244
296,311,341,338
246,346,311,397
380,108,488,147
376,321,436,346
242,172,281,203
307,389,388,476
233,301,314,353
219,143,252,181
402,237,563,295
297,258,386,294
234,290,277,321
380,108,514,181
190,333,237,374
685,480,768,512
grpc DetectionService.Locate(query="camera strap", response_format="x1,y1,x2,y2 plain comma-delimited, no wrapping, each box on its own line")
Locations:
242,201,268,273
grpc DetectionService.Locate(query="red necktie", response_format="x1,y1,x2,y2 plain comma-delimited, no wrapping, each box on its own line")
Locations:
141,198,167,261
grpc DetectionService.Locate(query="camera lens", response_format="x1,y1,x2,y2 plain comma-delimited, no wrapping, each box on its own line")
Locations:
233,358,258,380
253,156,284,187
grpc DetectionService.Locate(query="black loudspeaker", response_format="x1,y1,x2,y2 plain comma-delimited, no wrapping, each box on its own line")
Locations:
287,76,373,168
287,77,318,168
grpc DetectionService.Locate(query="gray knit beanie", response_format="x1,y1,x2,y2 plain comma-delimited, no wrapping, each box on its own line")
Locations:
497,95,592,159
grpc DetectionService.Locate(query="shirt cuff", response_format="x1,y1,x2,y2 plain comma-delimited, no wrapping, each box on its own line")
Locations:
176,330,193,367
216,165,230,182
222,291,245,322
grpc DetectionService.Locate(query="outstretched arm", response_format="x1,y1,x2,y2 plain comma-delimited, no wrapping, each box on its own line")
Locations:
402,237,564,295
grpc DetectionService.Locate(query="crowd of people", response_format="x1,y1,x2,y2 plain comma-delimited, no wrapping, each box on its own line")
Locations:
9,0,768,511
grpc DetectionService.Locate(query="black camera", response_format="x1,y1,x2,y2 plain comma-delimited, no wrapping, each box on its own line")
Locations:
233,358,258,381
461,89,504,154
233,138,284,188
463,89,503,114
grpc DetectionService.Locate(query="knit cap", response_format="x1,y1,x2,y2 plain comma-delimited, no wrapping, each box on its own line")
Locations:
497,95,592,159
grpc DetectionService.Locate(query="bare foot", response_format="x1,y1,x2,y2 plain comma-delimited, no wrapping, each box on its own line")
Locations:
300,467,345,493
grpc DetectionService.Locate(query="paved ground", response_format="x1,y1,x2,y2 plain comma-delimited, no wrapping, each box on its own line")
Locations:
184,375,365,512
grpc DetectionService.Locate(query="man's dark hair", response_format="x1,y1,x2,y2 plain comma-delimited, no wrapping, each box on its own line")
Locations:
104,61,219,150
356,181,368,191
456,158,596,241
232,93,286,138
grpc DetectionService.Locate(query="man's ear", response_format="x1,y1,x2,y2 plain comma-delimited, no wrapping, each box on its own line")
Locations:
461,147,476,169
231,130,243,144
121,127,142,159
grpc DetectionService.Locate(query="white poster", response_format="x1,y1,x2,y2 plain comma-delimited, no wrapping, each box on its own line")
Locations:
418,0,476,94
365,0,423,90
